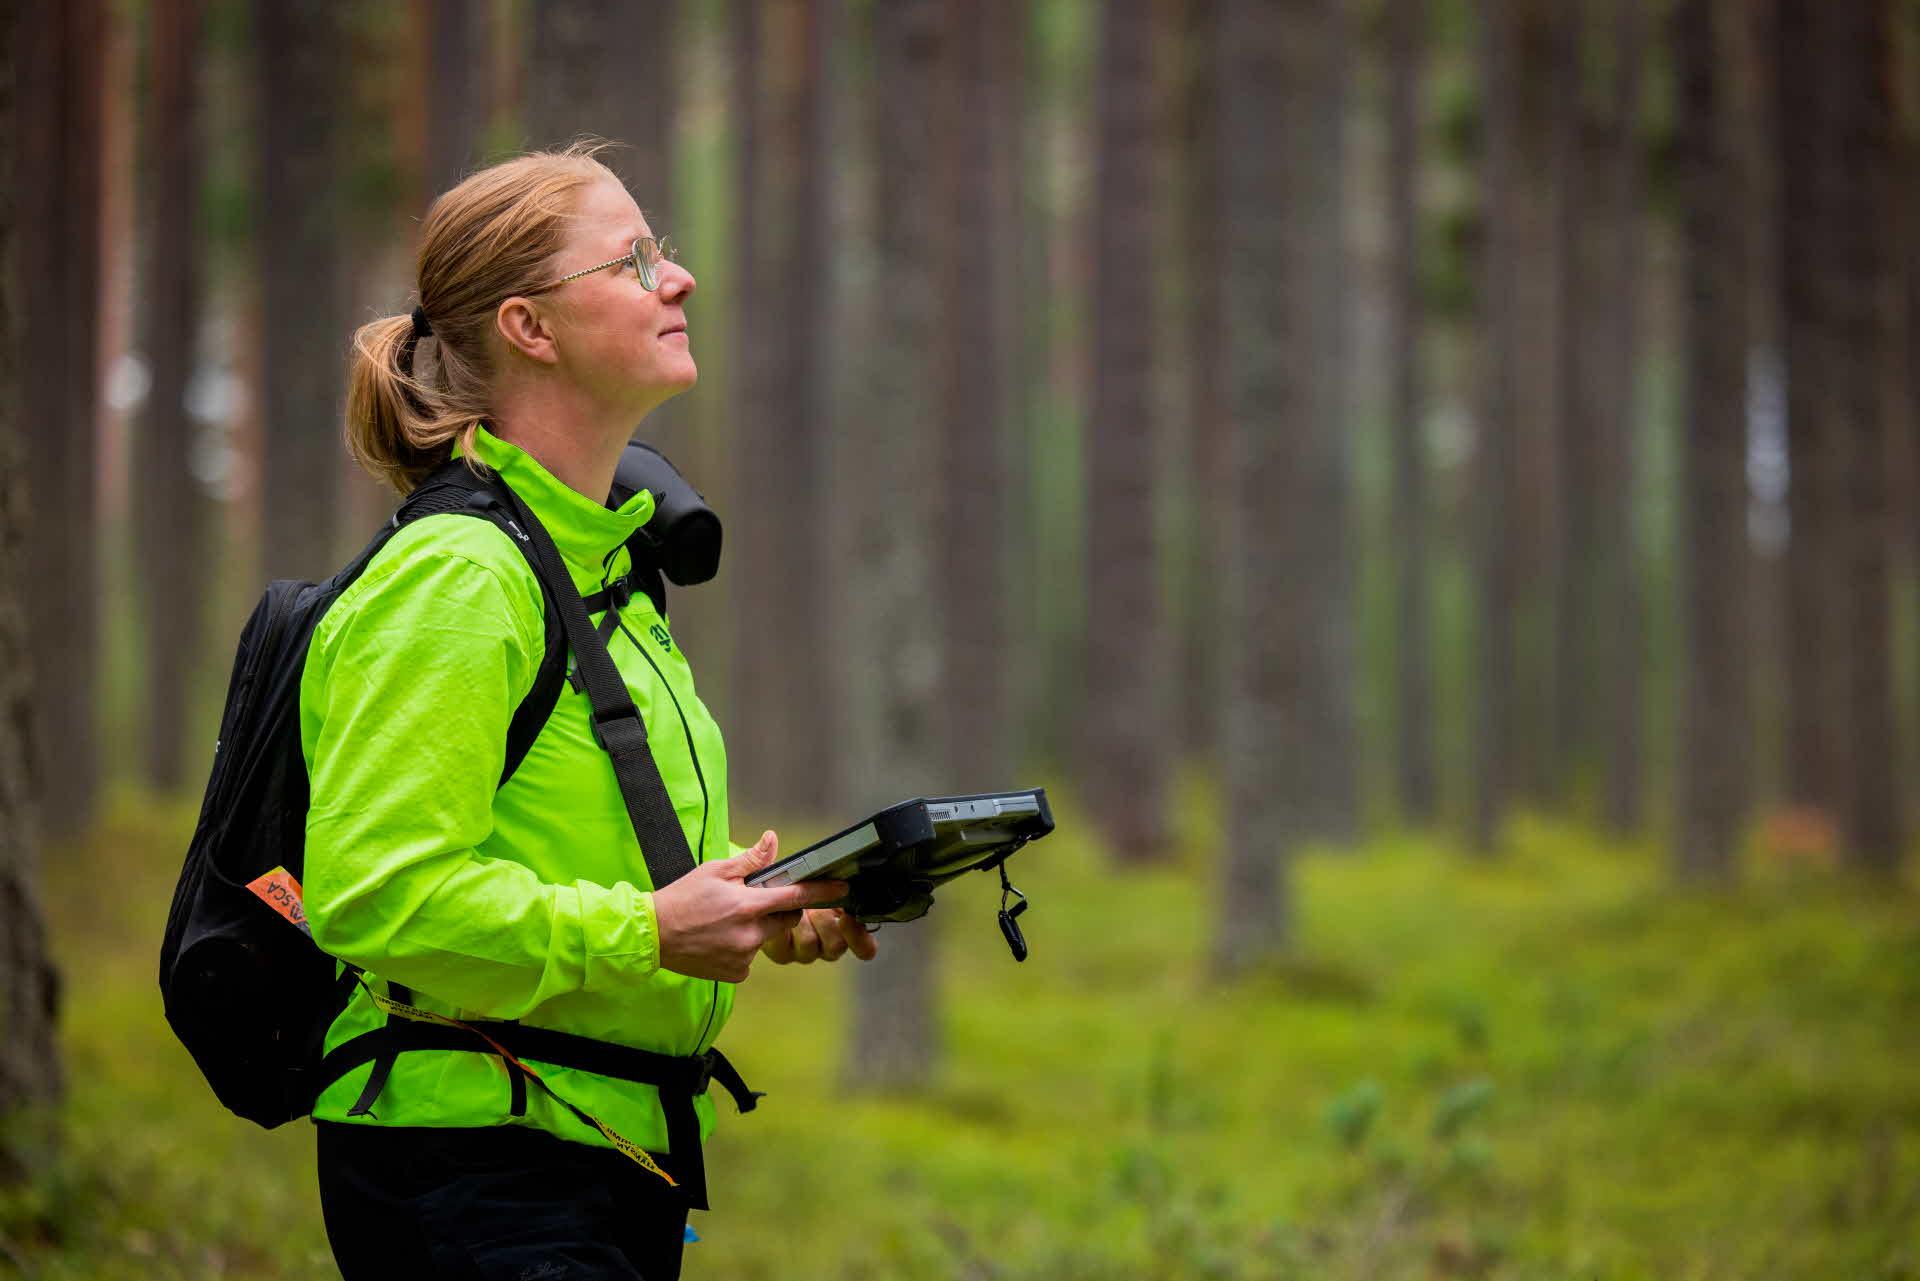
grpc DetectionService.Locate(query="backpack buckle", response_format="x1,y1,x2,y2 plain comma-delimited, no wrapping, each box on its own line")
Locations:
691,1051,717,1096
590,709,649,758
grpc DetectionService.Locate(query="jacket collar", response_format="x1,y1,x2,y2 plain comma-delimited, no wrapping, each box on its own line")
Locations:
456,425,656,593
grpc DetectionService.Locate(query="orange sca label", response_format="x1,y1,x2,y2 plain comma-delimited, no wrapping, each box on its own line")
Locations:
247,866,311,936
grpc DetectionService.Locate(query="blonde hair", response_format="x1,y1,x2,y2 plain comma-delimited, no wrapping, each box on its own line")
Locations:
344,142,623,493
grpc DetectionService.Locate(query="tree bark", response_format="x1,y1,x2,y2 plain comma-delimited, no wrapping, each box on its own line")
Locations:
1673,0,1751,883
1550,2,1592,809
422,0,488,200
935,0,1011,788
1834,3,1901,874
726,0,776,807
726,0,833,816
1085,0,1171,863
842,0,946,1092
255,0,345,581
1213,0,1348,971
988,0,1035,776
0,0,64,1177
1778,0,1852,821
1471,0,1520,854
1176,0,1230,770
136,0,209,795
1597,0,1648,839
1387,0,1436,826
1910,103,1920,814
770,0,834,813
1509,0,1562,807
525,0,676,211
17,0,104,841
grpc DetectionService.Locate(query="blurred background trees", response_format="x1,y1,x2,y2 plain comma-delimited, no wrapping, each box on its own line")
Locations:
4,0,1919,1126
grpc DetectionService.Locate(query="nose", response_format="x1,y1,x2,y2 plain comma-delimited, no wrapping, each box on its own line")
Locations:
657,260,694,302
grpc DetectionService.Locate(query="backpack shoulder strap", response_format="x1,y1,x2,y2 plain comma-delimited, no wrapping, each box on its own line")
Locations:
478,480,699,889
393,462,567,789
396,463,697,889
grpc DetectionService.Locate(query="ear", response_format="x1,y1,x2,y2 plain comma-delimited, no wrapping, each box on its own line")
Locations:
495,296,561,365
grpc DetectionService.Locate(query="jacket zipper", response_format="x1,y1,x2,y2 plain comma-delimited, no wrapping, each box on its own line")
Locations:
614,614,721,1051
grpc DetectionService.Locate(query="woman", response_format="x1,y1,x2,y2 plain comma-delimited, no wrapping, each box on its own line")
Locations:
306,143,874,1279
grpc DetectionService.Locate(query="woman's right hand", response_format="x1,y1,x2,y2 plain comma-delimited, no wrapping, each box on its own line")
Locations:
652,830,846,982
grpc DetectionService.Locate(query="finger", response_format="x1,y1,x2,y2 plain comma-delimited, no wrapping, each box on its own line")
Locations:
760,926,797,965
755,908,804,942
720,830,781,880
843,912,879,961
791,911,823,964
748,878,848,916
809,909,849,962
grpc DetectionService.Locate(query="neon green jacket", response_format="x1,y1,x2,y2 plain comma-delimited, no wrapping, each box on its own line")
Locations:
300,426,737,1154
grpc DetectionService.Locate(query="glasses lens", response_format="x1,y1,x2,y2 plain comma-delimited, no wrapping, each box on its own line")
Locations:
632,239,656,291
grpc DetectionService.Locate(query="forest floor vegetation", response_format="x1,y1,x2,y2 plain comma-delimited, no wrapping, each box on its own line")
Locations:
3,784,1917,1279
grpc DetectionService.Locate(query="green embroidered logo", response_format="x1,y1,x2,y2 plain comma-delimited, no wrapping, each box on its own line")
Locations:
649,622,673,653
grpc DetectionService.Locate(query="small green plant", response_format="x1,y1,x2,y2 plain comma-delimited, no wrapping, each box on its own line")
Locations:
1324,1079,1386,1151
1431,1078,1495,1141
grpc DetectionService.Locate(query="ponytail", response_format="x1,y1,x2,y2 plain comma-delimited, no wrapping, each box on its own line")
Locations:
343,313,484,494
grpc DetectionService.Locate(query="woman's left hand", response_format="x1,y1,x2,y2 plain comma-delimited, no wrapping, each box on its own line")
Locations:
761,908,879,965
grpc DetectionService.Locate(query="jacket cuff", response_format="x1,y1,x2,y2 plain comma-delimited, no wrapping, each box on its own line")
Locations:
579,880,661,986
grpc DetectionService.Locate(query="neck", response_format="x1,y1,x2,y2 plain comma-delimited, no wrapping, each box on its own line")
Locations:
487,379,650,505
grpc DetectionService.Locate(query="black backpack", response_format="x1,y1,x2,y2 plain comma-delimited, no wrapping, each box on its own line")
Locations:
159,457,704,1122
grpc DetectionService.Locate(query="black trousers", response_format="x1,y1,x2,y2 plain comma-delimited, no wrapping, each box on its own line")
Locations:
316,1121,691,1280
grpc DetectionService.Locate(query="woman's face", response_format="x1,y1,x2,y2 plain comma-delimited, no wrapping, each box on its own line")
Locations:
542,178,697,416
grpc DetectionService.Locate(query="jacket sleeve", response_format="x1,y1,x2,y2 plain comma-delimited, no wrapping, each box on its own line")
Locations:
301,545,661,1018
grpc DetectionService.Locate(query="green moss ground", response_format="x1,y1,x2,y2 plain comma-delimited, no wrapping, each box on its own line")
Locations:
5,787,1918,1279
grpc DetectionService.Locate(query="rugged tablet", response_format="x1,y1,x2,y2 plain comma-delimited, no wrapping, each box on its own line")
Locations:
745,789,1053,959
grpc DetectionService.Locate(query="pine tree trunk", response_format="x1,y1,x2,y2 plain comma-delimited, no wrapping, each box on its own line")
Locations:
1472,0,1520,854
726,0,778,811
423,0,488,199
987,0,1032,776
1213,0,1347,971
0,0,64,1175
1779,0,1852,821
842,0,946,1092
767,0,834,814
136,0,208,795
1177,0,1229,770
1509,1,1562,808
1834,3,1901,874
728,0,833,817
1387,0,1436,826
1087,0,1171,863
935,0,1011,787
18,0,104,841
1550,3,1592,809
1673,0,1751,883
525,0,675,209
1598,0,1648,840
1910,129,1920,804
256,0,344,580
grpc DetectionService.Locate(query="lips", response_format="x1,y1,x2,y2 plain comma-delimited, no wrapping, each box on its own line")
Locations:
659,321,687,337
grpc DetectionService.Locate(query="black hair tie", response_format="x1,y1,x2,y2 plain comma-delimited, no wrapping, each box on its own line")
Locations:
399,305,434,411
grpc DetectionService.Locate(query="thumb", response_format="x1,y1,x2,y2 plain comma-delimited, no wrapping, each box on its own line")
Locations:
723,830,780,878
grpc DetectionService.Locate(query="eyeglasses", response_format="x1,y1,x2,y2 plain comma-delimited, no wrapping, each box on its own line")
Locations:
543,236,680,293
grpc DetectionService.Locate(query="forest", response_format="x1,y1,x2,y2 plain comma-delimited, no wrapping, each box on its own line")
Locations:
3,0,1919,1277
